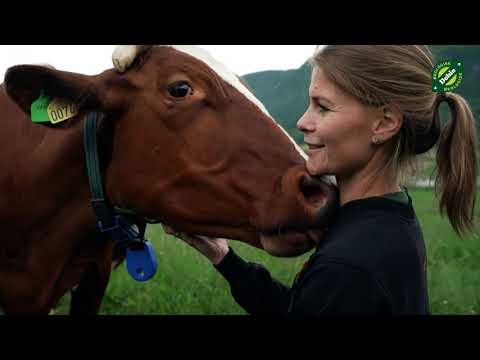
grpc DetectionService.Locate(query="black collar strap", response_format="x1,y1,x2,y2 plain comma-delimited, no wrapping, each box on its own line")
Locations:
83,112,145,244
83,112,158,282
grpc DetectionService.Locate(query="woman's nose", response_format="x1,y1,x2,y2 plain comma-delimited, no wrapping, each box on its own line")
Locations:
297,112,315,133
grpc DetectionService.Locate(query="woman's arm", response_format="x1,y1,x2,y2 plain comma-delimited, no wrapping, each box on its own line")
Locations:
214,247,292,315
162,225,292,315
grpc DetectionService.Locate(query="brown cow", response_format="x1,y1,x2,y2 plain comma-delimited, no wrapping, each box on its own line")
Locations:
0,45,337,315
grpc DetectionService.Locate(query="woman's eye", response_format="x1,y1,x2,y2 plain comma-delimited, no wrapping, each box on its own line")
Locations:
317,103,330,112
167,81,193,98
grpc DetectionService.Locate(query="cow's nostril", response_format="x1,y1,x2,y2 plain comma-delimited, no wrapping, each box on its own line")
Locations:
299,173,329,208
298,172,339,227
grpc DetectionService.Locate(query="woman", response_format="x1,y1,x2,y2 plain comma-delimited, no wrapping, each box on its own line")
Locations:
164,45,478,316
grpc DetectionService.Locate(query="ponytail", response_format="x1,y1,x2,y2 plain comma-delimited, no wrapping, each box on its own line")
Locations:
435,92,478,236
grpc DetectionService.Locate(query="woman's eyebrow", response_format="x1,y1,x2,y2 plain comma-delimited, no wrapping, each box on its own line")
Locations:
311,95,334,106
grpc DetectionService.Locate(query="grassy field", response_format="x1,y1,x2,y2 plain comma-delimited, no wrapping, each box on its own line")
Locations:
52,189,480,315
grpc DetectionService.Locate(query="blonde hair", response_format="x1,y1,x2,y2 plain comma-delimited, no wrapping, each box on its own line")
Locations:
312,45,478,236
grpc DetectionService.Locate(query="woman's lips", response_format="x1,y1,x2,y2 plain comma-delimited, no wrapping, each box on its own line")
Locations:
305,143,325,156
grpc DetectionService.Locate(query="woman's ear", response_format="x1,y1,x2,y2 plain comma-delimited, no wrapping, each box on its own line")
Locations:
372,105,404,144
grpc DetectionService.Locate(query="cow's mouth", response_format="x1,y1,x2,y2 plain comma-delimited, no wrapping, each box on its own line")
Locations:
258,226,323,257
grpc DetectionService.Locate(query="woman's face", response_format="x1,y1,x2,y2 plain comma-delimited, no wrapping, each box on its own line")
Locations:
297,66,382,179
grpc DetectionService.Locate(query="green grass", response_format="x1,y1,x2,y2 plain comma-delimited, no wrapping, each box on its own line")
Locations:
52,190,480,315
411,190,480,315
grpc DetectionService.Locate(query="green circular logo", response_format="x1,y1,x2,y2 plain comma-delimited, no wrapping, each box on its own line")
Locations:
432,59,464,92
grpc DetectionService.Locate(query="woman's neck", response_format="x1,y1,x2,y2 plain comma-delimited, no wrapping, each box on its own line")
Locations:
336,164,401,207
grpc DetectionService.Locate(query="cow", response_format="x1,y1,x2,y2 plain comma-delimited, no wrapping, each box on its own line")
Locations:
0,45,338,315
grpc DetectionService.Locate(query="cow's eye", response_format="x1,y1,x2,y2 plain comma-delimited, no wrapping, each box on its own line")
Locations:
167,81,193,98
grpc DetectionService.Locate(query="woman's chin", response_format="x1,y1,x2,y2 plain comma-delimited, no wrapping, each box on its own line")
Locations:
306,160,330,177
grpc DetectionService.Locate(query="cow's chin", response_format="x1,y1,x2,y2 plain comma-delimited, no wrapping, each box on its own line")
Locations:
259,229,323,257
161,221,322,258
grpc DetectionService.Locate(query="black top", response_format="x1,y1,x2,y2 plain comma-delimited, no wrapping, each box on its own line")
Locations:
214,190,430,317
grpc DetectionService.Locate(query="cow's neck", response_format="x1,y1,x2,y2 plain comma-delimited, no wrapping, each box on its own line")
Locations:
12,113,104,229
0,112,96,274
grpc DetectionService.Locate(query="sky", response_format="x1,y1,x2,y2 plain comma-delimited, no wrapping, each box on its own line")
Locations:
0,45,317,81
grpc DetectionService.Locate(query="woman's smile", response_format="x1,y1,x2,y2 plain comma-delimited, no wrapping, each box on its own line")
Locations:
305,142,325,156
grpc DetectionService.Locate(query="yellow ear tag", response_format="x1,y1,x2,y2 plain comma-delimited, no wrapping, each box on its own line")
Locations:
47,98,79,124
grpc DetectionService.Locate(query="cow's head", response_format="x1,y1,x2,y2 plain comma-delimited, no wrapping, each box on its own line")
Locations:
4,45,338,257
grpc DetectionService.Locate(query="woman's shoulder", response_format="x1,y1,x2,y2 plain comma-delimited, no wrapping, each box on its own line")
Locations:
313,196,425,272
337,194,417,223
324,195,420,242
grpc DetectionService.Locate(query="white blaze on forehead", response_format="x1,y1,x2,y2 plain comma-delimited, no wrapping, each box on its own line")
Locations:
36,63,56,69
158,45,308,160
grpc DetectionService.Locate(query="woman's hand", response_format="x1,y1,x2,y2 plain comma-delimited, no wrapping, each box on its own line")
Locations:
162,225,230,265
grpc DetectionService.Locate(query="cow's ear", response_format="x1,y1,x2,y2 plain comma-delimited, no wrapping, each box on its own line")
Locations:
4,65,105,116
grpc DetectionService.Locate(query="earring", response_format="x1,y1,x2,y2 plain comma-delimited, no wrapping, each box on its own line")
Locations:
372,137,381,144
